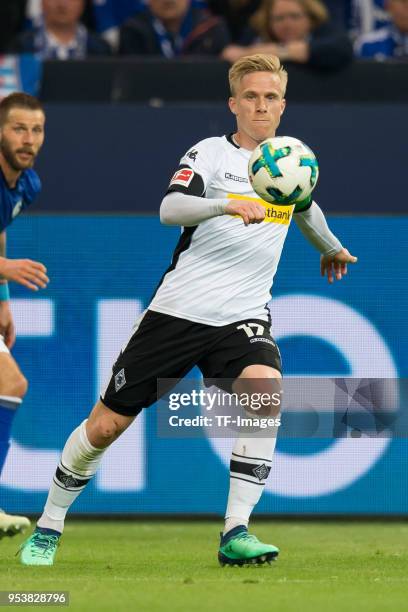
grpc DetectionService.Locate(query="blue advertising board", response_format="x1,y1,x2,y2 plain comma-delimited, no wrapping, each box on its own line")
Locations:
33,103,408,215
1,215,407,514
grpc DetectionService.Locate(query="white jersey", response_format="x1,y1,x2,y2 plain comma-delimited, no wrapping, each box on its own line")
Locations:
149,135,295,326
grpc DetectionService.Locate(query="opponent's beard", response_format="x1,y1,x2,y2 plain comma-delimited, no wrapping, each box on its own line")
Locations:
0,137,35,171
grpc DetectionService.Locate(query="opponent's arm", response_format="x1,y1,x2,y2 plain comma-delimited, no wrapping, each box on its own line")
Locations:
160,192,266,227
0,231,15,348
0,231,10,294
294,201,357,283
0,230,7,281
0,230,49,291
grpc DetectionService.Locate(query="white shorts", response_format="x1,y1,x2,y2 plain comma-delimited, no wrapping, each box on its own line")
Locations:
0,335,10,354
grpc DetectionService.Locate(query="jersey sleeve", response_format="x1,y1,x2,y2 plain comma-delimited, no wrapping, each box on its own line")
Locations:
166,139,218,197
24,169,42,206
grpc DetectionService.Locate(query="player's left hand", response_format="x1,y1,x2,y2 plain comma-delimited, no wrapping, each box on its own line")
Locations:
0,301,16,349
320,248,358,284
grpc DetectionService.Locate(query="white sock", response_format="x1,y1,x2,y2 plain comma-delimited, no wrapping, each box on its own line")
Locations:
224,432,277,535
37,420,105,533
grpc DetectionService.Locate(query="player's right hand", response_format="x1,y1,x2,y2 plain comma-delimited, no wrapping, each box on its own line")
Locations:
225,200,266,226
0,257,49,291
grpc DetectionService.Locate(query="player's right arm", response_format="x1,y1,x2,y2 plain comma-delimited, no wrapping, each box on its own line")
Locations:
224,200,265,225
160,192,265,227
160,140,265,227
0,230,49,291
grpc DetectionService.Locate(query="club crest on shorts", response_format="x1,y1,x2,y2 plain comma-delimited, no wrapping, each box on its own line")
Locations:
115,368,126,392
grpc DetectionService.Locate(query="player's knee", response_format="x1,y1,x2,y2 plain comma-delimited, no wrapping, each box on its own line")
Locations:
16,374,29,398
94,419,118,446
86,400,134,448
0,372,28,399
90,415,124,447
239,364,282,380
233,368,282,417
249,393,281,418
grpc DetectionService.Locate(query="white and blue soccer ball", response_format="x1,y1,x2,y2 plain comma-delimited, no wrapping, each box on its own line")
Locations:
248,136,319,205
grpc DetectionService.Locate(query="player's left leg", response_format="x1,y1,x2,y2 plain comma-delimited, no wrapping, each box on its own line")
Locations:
0,343,30,538
218,364,281,566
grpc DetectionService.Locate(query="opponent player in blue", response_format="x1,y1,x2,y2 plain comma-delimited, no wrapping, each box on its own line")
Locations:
0,93,49,538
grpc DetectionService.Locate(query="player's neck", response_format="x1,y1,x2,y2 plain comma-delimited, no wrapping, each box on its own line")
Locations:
0,155,21,189
233,132,257,152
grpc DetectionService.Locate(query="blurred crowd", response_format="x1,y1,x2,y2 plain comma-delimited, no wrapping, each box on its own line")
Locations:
0,0,407,68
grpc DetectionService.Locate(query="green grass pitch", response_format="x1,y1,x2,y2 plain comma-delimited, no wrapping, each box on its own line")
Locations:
1,521,408,612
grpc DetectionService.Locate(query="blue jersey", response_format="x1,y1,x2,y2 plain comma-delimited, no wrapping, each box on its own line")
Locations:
0,167,41,233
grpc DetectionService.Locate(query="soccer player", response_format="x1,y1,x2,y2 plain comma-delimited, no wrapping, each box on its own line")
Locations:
0,93,48,538
20,54,357,566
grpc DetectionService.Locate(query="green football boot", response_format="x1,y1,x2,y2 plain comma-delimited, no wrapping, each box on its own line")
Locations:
19,527,61,566
0,509,30,539
218,525,279,566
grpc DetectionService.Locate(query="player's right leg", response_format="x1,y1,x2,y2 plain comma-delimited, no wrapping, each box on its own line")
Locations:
19,309,213,565
0,343,30,539
19,399,135,565
19,310,193,565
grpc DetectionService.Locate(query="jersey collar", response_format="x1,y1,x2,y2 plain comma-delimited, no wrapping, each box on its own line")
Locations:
226,133,240,149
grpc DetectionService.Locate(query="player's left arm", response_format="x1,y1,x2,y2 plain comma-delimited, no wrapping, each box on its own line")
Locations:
0,231,16,348
293,199,357,283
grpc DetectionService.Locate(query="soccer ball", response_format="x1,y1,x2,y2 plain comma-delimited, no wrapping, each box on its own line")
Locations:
248,136,319,205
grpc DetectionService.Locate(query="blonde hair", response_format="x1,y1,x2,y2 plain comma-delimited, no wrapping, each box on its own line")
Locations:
229,53,288,97
251,0,329,41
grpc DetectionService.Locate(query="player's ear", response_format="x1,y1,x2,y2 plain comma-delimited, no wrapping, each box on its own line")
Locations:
229,97,237,115
280,99,286,115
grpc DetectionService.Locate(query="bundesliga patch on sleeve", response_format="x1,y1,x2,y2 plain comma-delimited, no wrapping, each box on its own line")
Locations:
169,168,195,188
